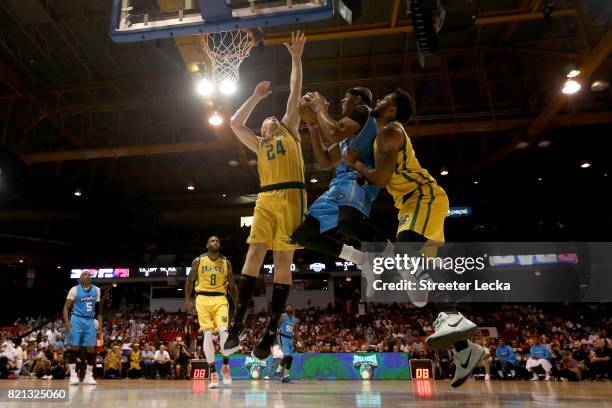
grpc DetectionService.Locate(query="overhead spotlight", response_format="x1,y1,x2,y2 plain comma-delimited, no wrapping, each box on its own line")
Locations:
346,276,352,282
566,69,580,78
208,111,223,126
19,259,24,263
74,188,82,197
187,182,195,191
537,177,543,182
112,283,118,288
248,159,258,166
57,266,61,270
177,288,183,291
219,78,237,95
562,79,581,95
440,167,449,176
590,80,609,92
222,193,227,197
580,160,591,169
473,180,479,185
196,78,214,96
516,141,530,149
537,139,551,148
228,160,239,167
310,177,318,183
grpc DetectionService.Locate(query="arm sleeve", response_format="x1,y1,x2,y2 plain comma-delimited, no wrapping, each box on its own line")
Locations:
348,105,369,129
66,286,77,300
96,287,101,302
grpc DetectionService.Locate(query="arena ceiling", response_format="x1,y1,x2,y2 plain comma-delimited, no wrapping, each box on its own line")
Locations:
0,0,611,265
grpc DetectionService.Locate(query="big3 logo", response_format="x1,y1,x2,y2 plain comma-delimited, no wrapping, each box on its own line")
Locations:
244,356,268,380
352,354,379,380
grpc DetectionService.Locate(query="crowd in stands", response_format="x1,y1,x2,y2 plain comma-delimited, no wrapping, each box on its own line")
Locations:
1,303,610,381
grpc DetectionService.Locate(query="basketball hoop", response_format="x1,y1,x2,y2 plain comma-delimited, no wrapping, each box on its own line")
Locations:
200,29,257,84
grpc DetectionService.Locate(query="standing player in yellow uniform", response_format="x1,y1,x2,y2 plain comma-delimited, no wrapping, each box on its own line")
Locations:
185,235,237,389
224,31,306,360
345,88,483,388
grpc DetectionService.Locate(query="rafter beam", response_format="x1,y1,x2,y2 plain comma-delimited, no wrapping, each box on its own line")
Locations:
20,112,612,163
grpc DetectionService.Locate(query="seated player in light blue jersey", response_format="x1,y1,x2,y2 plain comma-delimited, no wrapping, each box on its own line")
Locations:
291,88,389,273
63,270,102,385
277,304,298,383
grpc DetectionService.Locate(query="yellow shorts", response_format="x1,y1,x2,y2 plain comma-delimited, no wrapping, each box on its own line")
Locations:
247,188,307,251
396,183,449,242
195,295,229,333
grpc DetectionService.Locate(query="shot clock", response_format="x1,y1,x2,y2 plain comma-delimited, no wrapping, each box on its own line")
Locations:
189,359,210,380
409,359,434,379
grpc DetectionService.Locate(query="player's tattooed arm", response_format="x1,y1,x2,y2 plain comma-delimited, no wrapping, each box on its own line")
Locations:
226,260,238,311
63,297,73,333
230,81,271,153
184,258,199,314
308,123,341,169
282,31,306,139
308,92,361,143
345,123,403,187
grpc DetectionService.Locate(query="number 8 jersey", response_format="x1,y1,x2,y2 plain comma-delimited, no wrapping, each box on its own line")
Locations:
195,253,228,294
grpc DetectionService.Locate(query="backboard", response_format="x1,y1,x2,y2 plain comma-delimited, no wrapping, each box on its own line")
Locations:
109,0,334,42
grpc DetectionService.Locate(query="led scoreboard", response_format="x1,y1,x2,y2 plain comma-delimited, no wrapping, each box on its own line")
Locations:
409,359,434,379
190,359,210,380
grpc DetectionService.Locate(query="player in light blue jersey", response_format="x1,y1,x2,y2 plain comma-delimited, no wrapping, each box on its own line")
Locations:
291,88,389,273
63,270,102,385
277,304,298,383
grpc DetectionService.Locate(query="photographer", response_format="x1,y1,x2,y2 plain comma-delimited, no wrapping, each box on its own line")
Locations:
174,340,192,379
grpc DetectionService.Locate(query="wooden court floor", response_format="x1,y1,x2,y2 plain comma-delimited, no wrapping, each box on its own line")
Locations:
2,379,611,407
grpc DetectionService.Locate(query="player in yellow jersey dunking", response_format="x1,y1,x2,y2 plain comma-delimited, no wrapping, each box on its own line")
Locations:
224,31,306,360
185,236,237,389
345,88,484,389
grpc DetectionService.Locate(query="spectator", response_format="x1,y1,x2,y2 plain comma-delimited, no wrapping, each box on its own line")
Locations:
558,351,582,381
154,344,171,379
128,343,143,379
104,345,122,378
141,343,155,379
526,337,552,381
50,334,65,354
45,327,60,343
496,339,519,379
476,338,492,381
32,344,52,379
48,354,67,380
589,339,610,380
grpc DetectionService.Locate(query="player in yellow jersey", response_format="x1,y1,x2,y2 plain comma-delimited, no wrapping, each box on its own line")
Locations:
345,88,483,389
185,235,237,389
224,31,306,360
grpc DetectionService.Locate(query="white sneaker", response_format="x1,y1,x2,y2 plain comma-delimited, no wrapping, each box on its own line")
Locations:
43,375,52,380
450,340,485,388
544,375,550,381
484,374,490,381
209,372,219,389
264,375,270,380
426,312,477,351
530,374,539,381
222,365,232,385
497,370,504,379
69,374,80,385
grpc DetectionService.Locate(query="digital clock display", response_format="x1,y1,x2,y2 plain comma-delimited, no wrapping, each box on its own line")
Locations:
190,359,210,380
409,359,433,379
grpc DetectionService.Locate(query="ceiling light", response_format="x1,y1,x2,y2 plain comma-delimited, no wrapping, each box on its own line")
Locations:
219,78,237,95
473,180,479,185
196,78,214,97
516,141,530,149
537,177,543,182
112,283,117,287
74,188,82,197
440,167,449,176
580,160,591,169
187,182,195,191
208,111,223,126
57,266,61,270
222,193,227,197
177,288,183,291
562,79,581,95
566,69,580,78
346,276,352,282
19,259,24,263
228,160,239,167
590,80,609,92
537,139,551,148
310,178,318,183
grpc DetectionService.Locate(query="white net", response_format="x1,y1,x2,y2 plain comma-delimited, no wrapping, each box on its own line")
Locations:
200,29,256,83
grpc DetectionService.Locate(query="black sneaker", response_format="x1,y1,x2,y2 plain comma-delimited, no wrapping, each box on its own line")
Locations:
252,330,276,360
223,323,244,355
